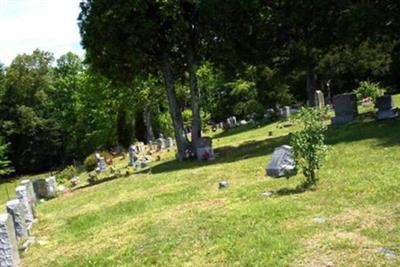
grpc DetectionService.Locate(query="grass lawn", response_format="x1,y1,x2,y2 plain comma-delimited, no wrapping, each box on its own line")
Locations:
2,95,400,266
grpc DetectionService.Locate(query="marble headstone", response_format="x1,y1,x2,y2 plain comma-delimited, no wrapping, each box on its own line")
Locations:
157,138,166,150
196,137,215,161
165,137,174,148
95,153,107,172
5,200,28,239
266,145,296,178
15,186,34,225
376,95,398,120
0,213,20,267
331,93,358,125
128,145,138,166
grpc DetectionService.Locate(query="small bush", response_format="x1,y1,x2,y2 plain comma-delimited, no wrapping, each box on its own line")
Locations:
84,151,110,172
290,107,328,188
57,165,77,184
354,81,385,102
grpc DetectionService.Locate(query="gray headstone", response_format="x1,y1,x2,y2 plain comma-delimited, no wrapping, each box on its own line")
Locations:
6,199,28,239
315,90,325,109
15,186,34,224
95,153,107,172
128,145,138,166
156,138,166,150
20,179,36,206
376,95,398,120
32,176,58,199
165,137,174,148
266,145,296,178
331,93,358,125
196,137,214,161
0,213,20,267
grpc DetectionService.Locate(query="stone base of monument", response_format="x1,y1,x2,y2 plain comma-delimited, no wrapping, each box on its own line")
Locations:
377,108,398,120
331,114,356,125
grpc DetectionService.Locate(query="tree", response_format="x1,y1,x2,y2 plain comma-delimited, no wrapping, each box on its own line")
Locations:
0,138,14,177
79,0,189,160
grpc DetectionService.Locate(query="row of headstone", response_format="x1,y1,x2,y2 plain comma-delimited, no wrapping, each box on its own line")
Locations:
0,176,57,266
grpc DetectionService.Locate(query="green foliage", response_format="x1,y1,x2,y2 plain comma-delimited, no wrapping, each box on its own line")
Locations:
0,138,14,176
84,154,98,172
290,108,328,188
354,81,385,102
57,165,77,184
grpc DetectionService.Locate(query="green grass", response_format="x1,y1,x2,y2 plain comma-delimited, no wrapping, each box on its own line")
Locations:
3,96,400,266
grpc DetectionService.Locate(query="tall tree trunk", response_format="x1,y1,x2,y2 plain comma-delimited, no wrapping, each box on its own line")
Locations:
161,51,187,161
188,45,201,151
306,68,317,106
142,104,154,144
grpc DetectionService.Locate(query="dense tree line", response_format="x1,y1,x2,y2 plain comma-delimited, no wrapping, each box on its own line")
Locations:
0,0,399,174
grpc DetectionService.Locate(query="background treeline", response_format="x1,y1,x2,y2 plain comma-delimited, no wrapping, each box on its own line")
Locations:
1,0,400,174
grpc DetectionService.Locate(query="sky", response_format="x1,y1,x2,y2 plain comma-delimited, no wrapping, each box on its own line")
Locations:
0,0,84,66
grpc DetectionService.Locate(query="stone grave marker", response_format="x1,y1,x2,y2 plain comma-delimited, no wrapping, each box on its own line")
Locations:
266,145,296,178
20,179,36,207
157,138,166,151
196,137,215,161
6,199,28,240
331,93,358,125
165,137,174,148
32,176,58,199
376,95,398,120
128,145,138,166
15,186,34,226
315,90,325,109
95,153,107,172
0,213,20,267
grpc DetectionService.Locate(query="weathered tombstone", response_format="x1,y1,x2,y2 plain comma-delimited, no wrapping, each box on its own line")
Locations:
196,137,215,161
315,90,325,109
20,179,36,207
376,95,398,120
95,153,107,172
128,145,138,166
32,176,58,199
331,93,358,125
6,200,28,240
156,138,166,151
0,213,20,267
15,186,34,226
165,137,174,148
266,145,296,178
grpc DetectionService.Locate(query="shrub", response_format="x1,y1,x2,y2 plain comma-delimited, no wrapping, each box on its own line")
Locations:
290,107,328,188
84,154,97,172
57,165,77,184
354,81,385,102
84,151,110,172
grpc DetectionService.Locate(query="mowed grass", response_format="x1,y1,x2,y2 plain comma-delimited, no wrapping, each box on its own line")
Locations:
11,95,400,266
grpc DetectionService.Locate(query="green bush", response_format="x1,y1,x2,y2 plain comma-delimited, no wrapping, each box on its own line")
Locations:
56,165,77,184
354,81,385,102
290,107,328,188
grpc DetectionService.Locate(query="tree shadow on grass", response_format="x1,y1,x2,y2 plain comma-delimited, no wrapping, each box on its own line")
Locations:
212,121,275,139
137,135,289,175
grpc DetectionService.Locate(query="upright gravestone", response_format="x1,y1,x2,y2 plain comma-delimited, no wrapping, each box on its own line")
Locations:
0,213,20,267
95,153,107,172
32,176,58,199
128,145,138,166
376,95,398,120
20,179,36,207
196,137,215,161
331,93,358,125
15,186,34,227
5,199,28,240
266,145,296,178
165,137,174,148
156,138,166,151
315,90,325,109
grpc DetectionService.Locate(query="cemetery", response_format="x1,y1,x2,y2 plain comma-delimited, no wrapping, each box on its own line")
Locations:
1,1,400,266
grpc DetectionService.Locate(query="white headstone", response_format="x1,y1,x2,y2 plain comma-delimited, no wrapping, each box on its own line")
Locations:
0,213,20,267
